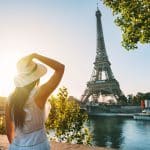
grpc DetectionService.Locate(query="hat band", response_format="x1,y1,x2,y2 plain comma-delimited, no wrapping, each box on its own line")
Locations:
26,64,38,76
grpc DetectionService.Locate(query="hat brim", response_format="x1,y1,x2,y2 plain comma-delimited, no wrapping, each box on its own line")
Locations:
14,63,47,87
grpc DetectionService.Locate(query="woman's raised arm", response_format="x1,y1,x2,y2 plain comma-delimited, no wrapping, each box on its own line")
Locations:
33,53,65,109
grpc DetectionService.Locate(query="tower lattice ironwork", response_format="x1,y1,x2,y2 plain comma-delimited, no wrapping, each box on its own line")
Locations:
81,8,123,103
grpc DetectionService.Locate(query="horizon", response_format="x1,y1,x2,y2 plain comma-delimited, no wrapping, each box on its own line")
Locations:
0,0,149,98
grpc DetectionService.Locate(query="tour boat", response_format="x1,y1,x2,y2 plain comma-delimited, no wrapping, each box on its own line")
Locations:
133,110,150,121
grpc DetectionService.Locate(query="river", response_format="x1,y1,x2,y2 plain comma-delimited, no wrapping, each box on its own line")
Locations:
87,116,150,150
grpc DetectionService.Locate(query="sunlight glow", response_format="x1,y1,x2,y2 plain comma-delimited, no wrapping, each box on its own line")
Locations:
0,52,20,97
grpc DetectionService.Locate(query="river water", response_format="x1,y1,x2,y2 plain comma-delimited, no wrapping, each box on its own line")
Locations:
87,116,150,150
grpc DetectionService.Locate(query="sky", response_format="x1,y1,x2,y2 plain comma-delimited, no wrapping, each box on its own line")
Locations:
0,0,149,98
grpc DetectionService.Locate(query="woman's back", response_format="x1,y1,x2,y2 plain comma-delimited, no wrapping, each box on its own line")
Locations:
15,87,45,135
11,87,48,148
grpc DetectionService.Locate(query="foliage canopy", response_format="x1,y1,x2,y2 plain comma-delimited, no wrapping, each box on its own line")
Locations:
103,0,150,50
45,87,92,145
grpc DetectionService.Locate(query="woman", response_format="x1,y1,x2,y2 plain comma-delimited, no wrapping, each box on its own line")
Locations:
5,53,65,150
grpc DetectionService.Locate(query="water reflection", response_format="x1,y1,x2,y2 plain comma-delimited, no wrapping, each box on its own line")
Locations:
88,116,125,148
87,116,150,150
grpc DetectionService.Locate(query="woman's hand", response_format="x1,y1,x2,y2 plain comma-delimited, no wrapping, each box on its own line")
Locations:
17,53,37,66
22,53,36,61
30,53,37,59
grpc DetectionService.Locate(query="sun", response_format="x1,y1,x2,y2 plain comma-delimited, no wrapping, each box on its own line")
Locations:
0,52,21,97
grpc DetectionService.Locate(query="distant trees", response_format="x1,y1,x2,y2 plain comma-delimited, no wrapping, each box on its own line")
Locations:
0,115,5,134
117,95,128,105
116,92,150,106
127,92,150,105
0,98,6,134
103,0,150,50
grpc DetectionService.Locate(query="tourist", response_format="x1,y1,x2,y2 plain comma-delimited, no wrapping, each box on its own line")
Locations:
5,53,65,150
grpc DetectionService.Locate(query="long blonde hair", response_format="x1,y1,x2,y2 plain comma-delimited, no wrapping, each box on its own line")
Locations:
9,79,39,129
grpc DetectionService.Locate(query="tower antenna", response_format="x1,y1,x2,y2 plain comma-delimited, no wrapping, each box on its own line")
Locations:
97,0,102,10
96,0,99,10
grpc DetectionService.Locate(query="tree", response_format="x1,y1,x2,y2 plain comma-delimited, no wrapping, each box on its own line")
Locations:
45,87,92,145
117,95,128,105
103,0,150,50
0,115,6,134
126,92,150,105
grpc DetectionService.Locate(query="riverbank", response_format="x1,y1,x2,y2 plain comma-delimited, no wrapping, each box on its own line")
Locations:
0,135,113,150
88,112,133,117
86,105,141,114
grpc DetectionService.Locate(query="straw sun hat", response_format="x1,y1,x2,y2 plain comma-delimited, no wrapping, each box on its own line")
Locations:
14,57,47,87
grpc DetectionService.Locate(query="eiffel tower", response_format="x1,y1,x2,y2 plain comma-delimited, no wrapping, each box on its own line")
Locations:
81,7,123,103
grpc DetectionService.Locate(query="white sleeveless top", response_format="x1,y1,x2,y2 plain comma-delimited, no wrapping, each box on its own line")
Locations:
12,87,48,146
